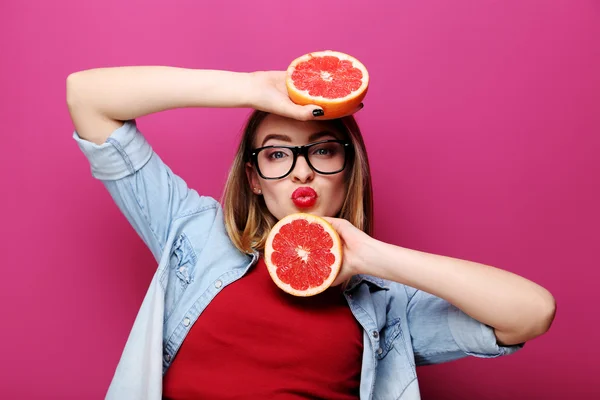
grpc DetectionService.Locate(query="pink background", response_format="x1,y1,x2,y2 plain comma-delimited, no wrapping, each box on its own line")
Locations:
1,0,599,398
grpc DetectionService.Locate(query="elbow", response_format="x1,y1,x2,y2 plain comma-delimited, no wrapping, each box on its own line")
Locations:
520,290,557,341
533,291,557,337
66,72,83,109
496,291,557,346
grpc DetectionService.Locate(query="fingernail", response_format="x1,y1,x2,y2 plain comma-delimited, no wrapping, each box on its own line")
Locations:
313,109,324,117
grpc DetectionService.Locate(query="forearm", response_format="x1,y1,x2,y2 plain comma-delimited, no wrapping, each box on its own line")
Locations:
66,66,255,120
363,239,556,345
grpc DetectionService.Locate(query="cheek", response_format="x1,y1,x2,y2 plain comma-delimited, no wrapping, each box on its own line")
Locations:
260,181,280,196
326,176,348,202
261,182,289,208
260,182,292,220
332,174,348,191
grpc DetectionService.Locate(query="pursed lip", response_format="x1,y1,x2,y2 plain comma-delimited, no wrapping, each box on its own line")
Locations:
291,187,317,208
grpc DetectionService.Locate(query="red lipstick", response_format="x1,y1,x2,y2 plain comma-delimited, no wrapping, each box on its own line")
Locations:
291,187,317,208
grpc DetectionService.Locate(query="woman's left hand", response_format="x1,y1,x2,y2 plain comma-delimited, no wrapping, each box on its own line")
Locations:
322,217,374,286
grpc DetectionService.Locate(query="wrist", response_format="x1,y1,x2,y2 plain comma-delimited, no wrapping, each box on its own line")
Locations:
355,236,385,276
357,239,411,285
244,71,265,109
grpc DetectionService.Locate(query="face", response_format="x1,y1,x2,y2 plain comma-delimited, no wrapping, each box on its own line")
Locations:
246,114,349,221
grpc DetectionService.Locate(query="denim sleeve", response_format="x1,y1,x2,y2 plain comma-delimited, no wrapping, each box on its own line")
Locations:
405,287,524,366
72,120,214,262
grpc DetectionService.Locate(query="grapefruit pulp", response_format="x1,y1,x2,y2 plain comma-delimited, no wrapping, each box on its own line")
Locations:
264,213,342,296
286,50,369,119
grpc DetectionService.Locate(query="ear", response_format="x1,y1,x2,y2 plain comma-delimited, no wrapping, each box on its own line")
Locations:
245,162,261,194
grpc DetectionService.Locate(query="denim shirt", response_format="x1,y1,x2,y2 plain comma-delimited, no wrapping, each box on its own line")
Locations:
73,121,522,400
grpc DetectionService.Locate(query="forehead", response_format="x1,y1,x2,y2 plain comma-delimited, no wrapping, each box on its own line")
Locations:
253,114,343,147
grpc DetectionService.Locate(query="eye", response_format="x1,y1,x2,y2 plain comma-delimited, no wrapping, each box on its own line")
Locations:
314,148,331,155
311,144,338,157
268,150,288,160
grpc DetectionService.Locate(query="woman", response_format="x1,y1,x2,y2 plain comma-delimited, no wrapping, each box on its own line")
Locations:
67,66,556,400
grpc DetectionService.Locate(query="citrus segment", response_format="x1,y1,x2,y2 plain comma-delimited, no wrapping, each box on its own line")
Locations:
265,213,342,296
291,56,363,99
286,50,369,119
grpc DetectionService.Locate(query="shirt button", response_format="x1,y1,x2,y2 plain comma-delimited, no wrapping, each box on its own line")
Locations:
372,331,379,339
215,280,223,289
178,266,186,273
183,317,190,327
376,347,383,355
164,353,171,362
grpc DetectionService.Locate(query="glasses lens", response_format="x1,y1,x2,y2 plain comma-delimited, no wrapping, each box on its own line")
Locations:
255,141,348,179
256,147,294,178
308,141,346,174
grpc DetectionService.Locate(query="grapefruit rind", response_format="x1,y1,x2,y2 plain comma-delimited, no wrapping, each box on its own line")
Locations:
285,50,369,119
264,213,343,297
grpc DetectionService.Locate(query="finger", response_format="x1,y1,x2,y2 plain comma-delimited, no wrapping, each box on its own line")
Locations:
269,99,322,121
323,217,349,244
322,216,343,231
331,274,344,287
338,103,364,119
331,264,348,287
331,266,352,287
310,102,364,121
290,104,325,121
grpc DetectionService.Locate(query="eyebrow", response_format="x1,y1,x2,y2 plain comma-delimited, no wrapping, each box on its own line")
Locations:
261,131,339,147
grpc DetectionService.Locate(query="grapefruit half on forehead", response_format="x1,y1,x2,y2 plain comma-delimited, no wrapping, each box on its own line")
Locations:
286,50,369,119
264,213,342,296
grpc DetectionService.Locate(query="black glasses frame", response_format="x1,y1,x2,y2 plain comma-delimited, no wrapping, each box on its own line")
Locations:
250,139,353,180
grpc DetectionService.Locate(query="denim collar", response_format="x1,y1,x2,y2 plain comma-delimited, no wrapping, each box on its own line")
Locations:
345,274,390,293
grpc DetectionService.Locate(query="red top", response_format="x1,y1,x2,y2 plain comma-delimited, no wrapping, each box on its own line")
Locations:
162,257,363,399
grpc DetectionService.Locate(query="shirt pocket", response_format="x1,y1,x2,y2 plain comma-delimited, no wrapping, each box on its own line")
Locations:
374,318,417,400
162,233,197,322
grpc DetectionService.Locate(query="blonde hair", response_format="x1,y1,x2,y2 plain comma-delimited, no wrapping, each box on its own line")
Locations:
222,110,374,254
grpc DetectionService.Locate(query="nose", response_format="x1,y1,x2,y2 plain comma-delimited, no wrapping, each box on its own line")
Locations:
290,154,315,183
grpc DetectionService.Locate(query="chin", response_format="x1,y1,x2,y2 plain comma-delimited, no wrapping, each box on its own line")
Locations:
301,209,328,217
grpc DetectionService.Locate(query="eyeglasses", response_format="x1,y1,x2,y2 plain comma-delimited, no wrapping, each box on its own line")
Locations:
250,139,352,180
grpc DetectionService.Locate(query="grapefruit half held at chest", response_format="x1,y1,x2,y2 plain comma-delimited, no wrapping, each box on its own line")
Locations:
264,213,343,296
286,50,369,119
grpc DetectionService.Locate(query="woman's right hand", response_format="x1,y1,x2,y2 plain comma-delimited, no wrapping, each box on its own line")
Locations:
249,71,363,121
